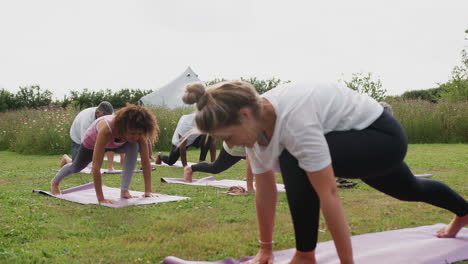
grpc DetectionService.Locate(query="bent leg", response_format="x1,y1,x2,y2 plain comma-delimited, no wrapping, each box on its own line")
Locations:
279,149,320,252
53,145,93,184
160,145,180,165
191,148,242,174
363,162,468,217
114,142,139,191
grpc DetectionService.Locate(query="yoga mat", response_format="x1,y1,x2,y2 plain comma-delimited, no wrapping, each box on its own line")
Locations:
33,182,190,208
79,167,143,174
152,161,197,168
161,176,286,193
104,155,195,168
415,174,433,178
163,223,468,264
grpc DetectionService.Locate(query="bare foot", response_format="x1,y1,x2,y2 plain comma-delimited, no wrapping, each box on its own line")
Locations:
184,166,193,182
107,167,114,172
437,214,468,238
155,153,161,165
120,190,138,199
50,179,61,195
289,250,317,264
59,154,72,168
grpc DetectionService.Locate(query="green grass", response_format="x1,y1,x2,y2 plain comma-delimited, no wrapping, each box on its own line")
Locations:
0,144,467,263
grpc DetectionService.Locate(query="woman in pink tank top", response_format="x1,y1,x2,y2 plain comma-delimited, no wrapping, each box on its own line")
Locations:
51,104,160,204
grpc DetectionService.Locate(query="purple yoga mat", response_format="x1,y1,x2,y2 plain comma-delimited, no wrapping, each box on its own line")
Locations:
33,182,190,208
161,176,286,192
163,224,468,264
79,167,143,174
104,155,195,168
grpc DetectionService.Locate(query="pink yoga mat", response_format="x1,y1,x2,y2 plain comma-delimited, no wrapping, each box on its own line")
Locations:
163,224,468,264
161,176,286,192
33,182,190,208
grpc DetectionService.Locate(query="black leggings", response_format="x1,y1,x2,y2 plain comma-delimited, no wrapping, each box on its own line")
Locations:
191,147,244,174
279,111,468,252
160,135,212,165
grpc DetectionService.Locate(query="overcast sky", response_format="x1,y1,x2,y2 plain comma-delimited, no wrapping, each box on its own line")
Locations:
1,0,467,99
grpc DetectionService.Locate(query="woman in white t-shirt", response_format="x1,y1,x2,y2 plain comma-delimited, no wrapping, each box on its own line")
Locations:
183,80,468,264
155,113,216,167
184,141,255,192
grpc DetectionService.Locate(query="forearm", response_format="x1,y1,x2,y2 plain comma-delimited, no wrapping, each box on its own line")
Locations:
210,140,216,162
180,147,188,166
254,172,278,246
92,171,104,201
139,140,152,193
320,192,353,263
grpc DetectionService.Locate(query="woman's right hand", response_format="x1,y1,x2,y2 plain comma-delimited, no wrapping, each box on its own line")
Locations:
241,249,273,264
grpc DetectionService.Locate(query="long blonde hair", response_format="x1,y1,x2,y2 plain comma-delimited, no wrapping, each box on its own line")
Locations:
183,81,261,134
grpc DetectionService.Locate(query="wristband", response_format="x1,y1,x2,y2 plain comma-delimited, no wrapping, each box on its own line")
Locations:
258,240,274,245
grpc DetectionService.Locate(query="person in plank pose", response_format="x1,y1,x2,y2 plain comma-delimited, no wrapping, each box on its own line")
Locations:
51,104,159,204
183,80,468,264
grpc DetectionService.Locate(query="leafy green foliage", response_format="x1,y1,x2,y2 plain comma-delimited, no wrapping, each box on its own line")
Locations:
341,72,387,101
0,85,53,112
68,88,153,109
438,50,468,102
206,77,289,95
401,88,441,103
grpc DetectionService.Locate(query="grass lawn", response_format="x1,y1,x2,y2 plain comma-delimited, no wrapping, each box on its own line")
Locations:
0,144,467,263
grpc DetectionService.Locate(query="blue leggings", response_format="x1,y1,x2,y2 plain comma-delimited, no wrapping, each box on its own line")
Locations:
279,111,468,252
53,142,139,190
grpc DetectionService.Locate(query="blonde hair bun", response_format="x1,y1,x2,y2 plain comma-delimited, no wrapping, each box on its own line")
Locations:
183,82,206,105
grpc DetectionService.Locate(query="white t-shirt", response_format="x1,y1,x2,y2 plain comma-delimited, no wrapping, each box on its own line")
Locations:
246,81,384,174
222,142,247,157
70,107,97,144
172,113,200,146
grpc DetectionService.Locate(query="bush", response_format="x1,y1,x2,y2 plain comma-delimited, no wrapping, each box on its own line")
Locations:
386,98,468,143
206,77,289,95
401,88,441,102
438,50,468,102
341,72,387,101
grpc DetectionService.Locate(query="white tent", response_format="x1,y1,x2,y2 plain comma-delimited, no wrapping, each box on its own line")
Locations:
140,67,201,109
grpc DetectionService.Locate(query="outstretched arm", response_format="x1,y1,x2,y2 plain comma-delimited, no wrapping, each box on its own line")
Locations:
243,170,277,264
307,165,353,264
179,135,188,167
209,137,217,162
138,137,153,195
93,120,114,203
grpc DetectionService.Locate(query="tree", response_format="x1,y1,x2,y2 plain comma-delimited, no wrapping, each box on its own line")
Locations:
15,85,52,109
206,77,289,95
340,72,387,101
438,49,468,102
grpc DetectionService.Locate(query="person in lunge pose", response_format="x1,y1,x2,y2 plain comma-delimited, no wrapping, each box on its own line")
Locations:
61,101,125,171
184,141,254,192
183,80,468,264
51,104,159,204
155,112,216,167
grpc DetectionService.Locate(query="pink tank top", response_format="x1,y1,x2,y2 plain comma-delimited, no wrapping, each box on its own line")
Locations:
82,115,126,150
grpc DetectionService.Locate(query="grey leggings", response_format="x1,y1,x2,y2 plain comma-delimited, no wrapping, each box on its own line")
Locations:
53,142,139,190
